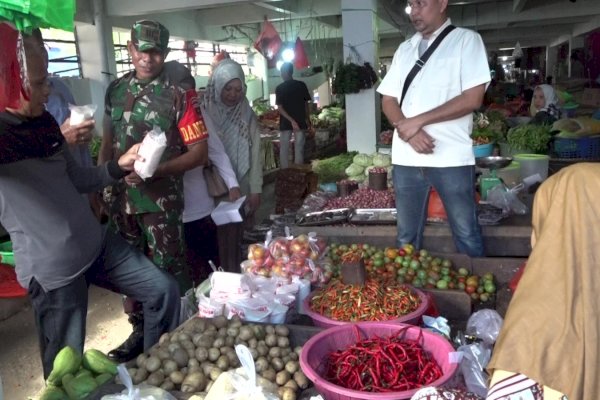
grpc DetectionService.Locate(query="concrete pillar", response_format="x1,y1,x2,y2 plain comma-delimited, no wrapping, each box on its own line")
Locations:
545,46,558,82
75,0,115,122
341,0,379,154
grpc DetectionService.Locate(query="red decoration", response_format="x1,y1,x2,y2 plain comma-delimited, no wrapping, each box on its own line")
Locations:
253,20,283,68
0,23,24,112
294,37,309,69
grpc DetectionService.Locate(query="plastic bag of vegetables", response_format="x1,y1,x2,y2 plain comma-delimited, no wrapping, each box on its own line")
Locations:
101,365,177,400
204,345,279,400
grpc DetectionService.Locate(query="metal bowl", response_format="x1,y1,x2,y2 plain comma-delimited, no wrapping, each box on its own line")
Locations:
476,156,513,170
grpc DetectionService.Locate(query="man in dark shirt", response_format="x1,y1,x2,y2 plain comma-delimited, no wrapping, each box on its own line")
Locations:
275,62,312,168
0,29,180,379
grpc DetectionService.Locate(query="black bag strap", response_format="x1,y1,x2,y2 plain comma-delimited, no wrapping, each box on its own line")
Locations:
399,25,456,107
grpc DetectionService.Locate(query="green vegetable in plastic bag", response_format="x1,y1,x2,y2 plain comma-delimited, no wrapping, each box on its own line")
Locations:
372,153,391,167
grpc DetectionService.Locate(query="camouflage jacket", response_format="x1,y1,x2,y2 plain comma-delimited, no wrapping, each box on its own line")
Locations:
105,68,207,214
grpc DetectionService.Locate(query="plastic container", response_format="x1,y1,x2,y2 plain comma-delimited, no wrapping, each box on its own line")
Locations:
472,142,494,158
553,136,600,159
497,161,521,187
514,154,550,181
0,241,14,266
498,142,533,157
300,322,458,400
303,287,428,329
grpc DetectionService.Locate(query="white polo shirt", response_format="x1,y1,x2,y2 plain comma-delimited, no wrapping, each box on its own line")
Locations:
377,19,491,167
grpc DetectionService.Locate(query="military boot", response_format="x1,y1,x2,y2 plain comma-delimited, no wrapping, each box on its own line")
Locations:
107,312,144,363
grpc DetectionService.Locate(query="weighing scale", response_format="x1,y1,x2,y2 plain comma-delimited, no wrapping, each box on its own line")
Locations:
476,156,513,200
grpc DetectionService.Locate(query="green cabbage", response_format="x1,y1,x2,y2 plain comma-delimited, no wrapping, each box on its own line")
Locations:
345,163,364,176
372,153,391,167
353,153,373,167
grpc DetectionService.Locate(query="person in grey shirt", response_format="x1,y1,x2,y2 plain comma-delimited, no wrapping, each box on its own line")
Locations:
0,29,181,379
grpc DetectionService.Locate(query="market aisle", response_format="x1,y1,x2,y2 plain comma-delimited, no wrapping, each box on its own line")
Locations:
0,286,129,400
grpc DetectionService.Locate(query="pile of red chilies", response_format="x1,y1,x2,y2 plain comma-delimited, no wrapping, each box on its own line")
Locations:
325,326,443,392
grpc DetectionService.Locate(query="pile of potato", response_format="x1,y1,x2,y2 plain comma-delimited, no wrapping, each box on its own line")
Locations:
121,316,309,399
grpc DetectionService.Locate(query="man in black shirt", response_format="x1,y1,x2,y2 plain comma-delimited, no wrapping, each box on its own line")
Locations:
275,62,312,168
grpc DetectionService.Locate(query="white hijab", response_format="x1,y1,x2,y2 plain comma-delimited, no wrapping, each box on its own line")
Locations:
535,84,559,112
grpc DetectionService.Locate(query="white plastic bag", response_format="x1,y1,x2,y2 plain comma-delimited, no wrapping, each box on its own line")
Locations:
69,103,97,125
198,293,225,318
487,183,528,216
204,345,279,400
101,365,176,400
134,126,167,179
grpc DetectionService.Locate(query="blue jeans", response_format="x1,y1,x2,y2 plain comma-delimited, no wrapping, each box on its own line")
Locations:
279,130,305,168
392,165,484,257
28,228,180,378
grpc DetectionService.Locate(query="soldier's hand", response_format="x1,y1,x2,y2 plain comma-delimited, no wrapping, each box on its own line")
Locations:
124,171,143,186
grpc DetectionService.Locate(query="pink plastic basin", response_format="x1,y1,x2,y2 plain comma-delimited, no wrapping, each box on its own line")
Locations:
300,322,458,400
303,286,429,328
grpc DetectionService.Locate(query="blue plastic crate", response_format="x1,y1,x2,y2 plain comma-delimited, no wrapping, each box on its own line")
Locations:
553,136,600,159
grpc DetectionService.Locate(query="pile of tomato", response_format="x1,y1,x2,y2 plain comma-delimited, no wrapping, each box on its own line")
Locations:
327,242,497,302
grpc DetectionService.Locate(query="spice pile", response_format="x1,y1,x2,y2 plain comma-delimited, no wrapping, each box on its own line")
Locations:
309,279,421,322
324,326,443,392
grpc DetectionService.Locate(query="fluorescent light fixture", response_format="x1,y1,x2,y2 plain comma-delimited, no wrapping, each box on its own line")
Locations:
501,56,508,61
499,47,515,51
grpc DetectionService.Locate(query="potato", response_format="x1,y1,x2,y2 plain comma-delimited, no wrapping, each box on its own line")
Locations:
172,348,190,368
224,336,235,347
180,340,196,351
265,334,278,347
212,337,225,348
195,347,208,362
285,360,299,375
201,362,215,376
249,348,258,360
145,355,161,372
192,333,204,346
136,354,148,369
275,370,291,386
196,334,214,348
188,358,200,368
261,368,276,382
160,378,174,391
216,355,230,371
274,325,289,337
158,332,170,345
208,347,221,362
277,336,290,348
229,315,243,328
209,366,222,381
268,346,282,358
181,371,207,393
257,344,269,357
238,326,254,341
254,356,269,373
187,317,207,333
294,346,302,357
167,342,182,354
252,325,266,340
271,357,284,372
247,337,258,349
288,352,298,362
186,348,196,360
212,315,228,329
265,325,275,335
132,368,148,384
226,326,239,338
279,387,297,400
293,370,309,389
177,332,192,342
127,367,138,377
205,323,217,332
284,379,298,391
147,370,165,387
169,370,185,385
162,359,178,375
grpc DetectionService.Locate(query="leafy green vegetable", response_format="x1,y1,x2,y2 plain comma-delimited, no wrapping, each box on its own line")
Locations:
506,124,552,154
88,136,101,162
311,151,358,183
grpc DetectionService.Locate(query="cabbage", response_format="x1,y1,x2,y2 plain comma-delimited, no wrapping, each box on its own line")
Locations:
348,174,366,182
345,163,364,176
353,153,373,167
372,153,391,167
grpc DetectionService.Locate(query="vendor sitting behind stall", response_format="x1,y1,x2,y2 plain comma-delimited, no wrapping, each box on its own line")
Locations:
530,84,561,125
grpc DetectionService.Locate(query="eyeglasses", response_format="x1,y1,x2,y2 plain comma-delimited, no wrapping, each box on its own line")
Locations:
406,0,426,11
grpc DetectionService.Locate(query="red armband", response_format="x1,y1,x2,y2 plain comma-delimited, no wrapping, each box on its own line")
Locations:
178,90,208,145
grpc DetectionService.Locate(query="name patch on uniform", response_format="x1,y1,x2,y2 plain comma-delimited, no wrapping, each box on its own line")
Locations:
178,90,208,145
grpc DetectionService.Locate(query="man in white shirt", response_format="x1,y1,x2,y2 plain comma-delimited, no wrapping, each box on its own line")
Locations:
377,0,490,256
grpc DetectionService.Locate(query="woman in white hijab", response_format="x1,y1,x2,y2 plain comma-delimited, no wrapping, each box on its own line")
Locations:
530,84,561,125
200,59,263,272
200,59,262,212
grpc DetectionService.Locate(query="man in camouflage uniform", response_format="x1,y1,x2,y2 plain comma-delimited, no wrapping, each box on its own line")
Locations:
99,20,208,362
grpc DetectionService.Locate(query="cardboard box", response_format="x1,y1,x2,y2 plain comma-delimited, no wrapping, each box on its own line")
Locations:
581,88,600,107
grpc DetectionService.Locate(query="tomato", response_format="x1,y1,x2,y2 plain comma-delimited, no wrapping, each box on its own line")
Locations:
465,285,477,294
458,267,469,277
482,272,495,282
479,293,490,302
436,279,448,289
484,281,497,294
466,276,479,287
385,247,398,259
441,259,453,268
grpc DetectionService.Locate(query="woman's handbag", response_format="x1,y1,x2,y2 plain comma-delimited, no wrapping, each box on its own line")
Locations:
203,163,229,197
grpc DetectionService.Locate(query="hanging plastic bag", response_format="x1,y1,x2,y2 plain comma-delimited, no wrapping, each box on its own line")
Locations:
0,0,75,32
0,23,23,112
253,20,282,69
205,345,279,400
101,365,176,400
487,183,528,216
